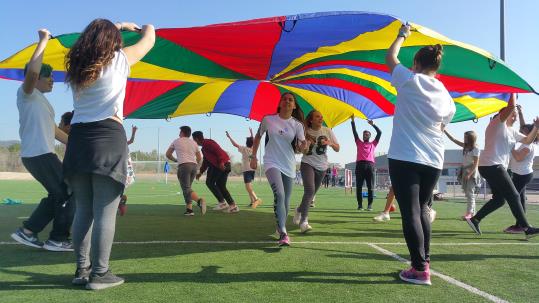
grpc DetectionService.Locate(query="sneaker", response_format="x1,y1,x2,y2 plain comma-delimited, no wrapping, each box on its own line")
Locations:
357,206,364,211
213,203,229,211
227,205,240,213
251,199,262,209
300,222,312,233
197,199,207,215
118,195,127,216
184,209,194,216
399,267,431,286
309,201,315,208
461,214,472,221
465,217,482,235
373,212,390,222
11,228,43,249
278,233,290,246
293,208,302,225
86,271,125,290
429,208,437,223
43,239,74,252
525,227,539,240
389,205,396,212
503,225,525,234
72,266,91,285
366,207,373,211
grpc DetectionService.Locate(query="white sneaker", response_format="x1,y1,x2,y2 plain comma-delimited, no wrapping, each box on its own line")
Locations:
300,222,312,233
293,208,302,225
227,205,240,213
213,203,228,211
429,208,437,223
373,212,390,222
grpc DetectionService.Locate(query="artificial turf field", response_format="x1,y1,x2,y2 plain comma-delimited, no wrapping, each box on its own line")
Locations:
0,179,537,303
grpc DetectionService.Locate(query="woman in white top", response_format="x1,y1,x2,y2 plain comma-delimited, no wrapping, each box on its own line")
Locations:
63,19,155,290
504,124,538,233
293,110,339,233
250,92,306,246
466,94,539,240
386,24,456,286
225,128,262,208
444,130,480,219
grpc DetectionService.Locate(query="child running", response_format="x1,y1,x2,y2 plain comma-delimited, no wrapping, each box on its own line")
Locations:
293,110,340,233
225,129,262,208
250,92,306,246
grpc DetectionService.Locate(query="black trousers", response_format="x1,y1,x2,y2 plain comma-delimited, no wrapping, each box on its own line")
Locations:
511,172,533,227
355,161,374,208
475,165,529,228
206,163,234,204
389,159,440,271
21,153,74,241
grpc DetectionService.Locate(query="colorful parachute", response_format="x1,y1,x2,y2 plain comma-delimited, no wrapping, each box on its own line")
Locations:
0,12,535,127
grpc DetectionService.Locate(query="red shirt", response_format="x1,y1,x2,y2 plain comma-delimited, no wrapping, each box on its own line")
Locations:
200,139,230,172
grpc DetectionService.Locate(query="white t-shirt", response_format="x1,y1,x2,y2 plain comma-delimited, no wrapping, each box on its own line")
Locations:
301,126,338,171
479,116,525,167
169,137,199,165
388,64,456,169
462,147,480,178
258,114,305,178
509,143,536,175
238,146,255,172
16,86,56,157
71,50,130,124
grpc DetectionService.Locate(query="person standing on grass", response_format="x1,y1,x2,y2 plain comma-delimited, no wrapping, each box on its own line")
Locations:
293,110,339,233
351,116,381,211
466,94,539,240
504,123,538,234
386,24,456,286
118,125,138,216
166,126,206,216
444,130,480,220
250,92,307,246
63,19,155,290
10,29,73,253
331,166,338,187
193,131,238,213
372,185,397,222
225,128,262,208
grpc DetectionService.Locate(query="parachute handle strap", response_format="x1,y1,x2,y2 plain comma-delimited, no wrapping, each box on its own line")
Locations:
487,58,497,70
279,20,298,33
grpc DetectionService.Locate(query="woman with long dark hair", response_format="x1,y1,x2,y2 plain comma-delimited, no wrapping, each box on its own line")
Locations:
250,92,306,246
63,19,155,290
386,24,456,285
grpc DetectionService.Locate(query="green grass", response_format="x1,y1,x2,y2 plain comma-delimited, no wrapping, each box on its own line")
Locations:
0,179,538,303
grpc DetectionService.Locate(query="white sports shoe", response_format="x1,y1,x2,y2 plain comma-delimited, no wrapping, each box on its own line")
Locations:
227,205,240,213
213,203,229,211
300,222,312,233
373,212,390,222
429,208,437,223
293,208,302,225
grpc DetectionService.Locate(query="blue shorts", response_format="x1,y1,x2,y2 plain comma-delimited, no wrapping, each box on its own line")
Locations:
243,171,255,183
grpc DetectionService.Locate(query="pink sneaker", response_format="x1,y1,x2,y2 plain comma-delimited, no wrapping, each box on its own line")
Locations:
278,233,290,246
399,267,431,285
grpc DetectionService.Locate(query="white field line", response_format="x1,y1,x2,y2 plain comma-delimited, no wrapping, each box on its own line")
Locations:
1,240,538,246
368,244,509,303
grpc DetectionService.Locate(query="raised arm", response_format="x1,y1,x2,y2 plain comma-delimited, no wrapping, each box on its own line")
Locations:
444,130,465,147
516,105,526,128
499,93,516,123
249,127,254,138
127,125,138,145
22,29,51,94
520,117,539,145
121,23,156,66
350,115,359,141
385,24,410,74
165,146,176,162
225,131,240,148
55,126,68,145
369,120,382,142
250,132,262,170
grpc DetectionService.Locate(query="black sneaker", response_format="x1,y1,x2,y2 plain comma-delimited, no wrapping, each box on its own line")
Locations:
72,266,92,285
86,271,124,290
43,239,74,252
184,209,194,216
465,217,482,235
525,227,539,240
10,228,43,248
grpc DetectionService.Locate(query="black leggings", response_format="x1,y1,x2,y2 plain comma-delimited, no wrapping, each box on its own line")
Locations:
475,165,529,228
511,172,533,227
389,159,440,271
206,163,234,205
355,161,374,208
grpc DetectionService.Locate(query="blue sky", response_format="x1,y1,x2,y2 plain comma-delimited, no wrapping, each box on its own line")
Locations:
1,0,537,166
